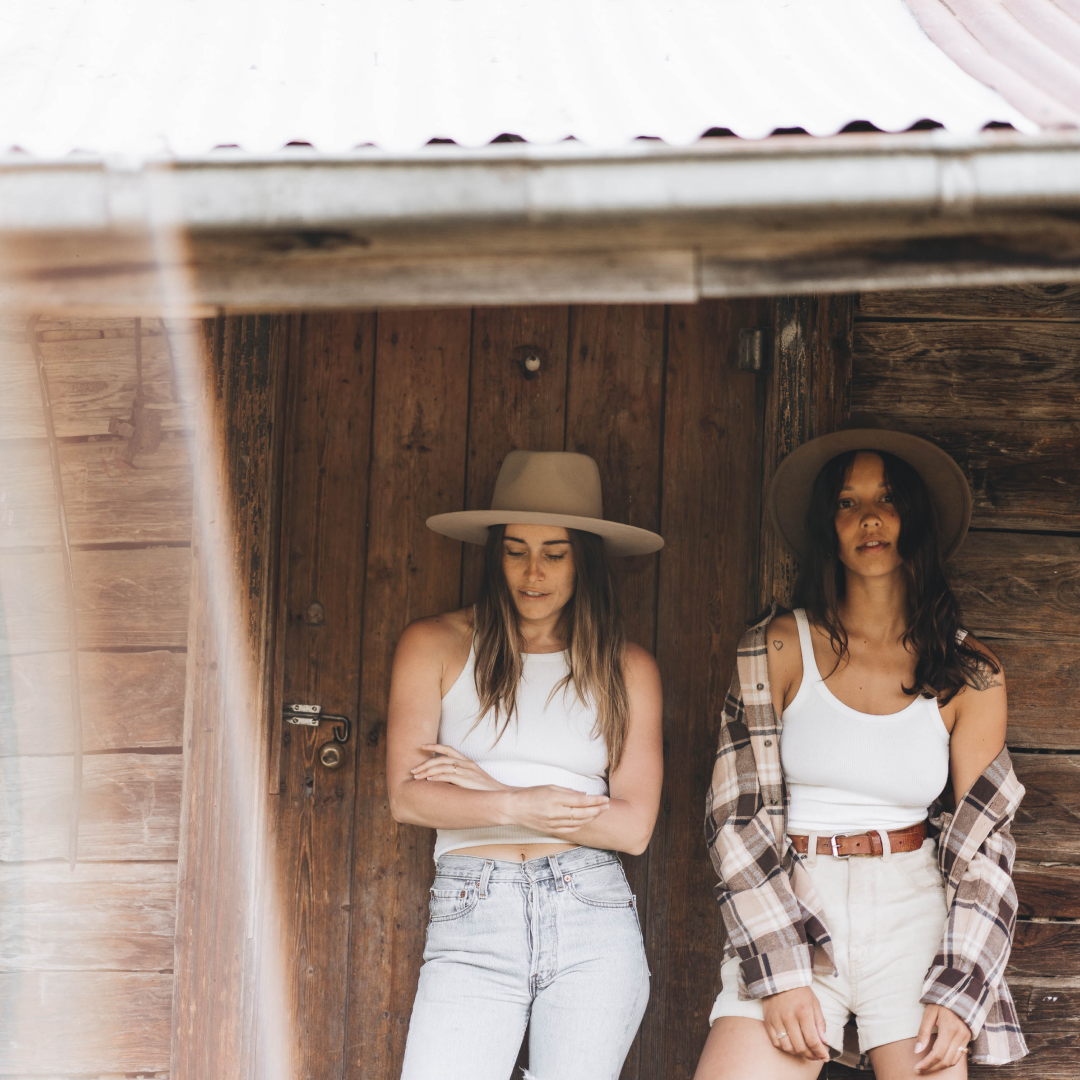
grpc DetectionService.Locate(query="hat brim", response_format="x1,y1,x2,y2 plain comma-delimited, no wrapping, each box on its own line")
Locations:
768,429,972,561
426,510,664,556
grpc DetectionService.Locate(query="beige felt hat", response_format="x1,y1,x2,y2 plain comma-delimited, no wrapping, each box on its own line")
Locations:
767,413,972,561
426,450,664,556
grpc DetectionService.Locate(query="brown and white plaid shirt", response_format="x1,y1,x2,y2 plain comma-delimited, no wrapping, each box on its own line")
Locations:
705,608,1028,1067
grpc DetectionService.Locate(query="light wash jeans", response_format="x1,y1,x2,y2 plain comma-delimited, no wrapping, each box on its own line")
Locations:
400,846,650,1080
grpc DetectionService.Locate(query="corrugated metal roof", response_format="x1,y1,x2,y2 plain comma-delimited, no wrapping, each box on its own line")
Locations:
906,0,1080,128
0,0,1032,157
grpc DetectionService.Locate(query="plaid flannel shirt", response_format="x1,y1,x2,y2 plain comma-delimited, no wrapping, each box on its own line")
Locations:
705,608,1028,1068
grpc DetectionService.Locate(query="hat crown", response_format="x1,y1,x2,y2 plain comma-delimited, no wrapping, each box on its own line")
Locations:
491,451,603,519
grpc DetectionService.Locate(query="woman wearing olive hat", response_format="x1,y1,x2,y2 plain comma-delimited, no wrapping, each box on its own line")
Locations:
388,451,664,1080
696,417,1027,1080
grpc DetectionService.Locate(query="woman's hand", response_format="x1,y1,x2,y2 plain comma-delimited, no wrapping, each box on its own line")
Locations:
761,986,830,1062
913,1004,971,1074
411,744,507,791
504,784,610,835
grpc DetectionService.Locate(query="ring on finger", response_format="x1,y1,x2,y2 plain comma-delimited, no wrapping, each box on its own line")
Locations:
775,1031,787,1040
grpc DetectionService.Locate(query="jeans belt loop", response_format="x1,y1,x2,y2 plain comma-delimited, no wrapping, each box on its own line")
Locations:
548,853,566,891
805,832,819,868
478,859,494,899
877,828,893,863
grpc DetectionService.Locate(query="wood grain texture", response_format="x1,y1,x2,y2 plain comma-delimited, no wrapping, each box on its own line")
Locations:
0,753,181,861
0,970,172,1074
345,308,472,1080
851,322,1080,421
0,861,176,971
460,305,570,603
1014,979,1080,1032
36,332,192,438
1012,753,1080,864
862,419,1080,533
949,532,1080,641
643,300,766,1079
0,337,46,439
0,649,186,756
565,303,666,1080
1015,863,1080,919
993,639,1080,750
173,316,289,1080
0,546,190,654
1010,921,1080,979
857,284,1080,321
270,312,375,1080
758,295,853,609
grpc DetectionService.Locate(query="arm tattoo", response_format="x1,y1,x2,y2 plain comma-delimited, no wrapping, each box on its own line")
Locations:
969,665,1002,691
772,640,783,651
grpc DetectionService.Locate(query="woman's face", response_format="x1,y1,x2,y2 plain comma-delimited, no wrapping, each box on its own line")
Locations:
833,451,904,579
502,524,576,622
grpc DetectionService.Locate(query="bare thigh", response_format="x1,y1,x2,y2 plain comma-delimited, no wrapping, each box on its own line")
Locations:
693,1017,825,1080
869,1036,967,1080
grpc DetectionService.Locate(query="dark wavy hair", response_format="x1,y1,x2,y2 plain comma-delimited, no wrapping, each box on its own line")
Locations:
472,524,630,770
791,449,996,705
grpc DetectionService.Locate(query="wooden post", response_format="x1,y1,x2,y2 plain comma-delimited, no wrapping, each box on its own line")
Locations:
757,295,853,610
171,316,289,1080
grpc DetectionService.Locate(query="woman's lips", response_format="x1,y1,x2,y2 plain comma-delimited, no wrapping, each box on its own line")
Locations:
857,539,890,552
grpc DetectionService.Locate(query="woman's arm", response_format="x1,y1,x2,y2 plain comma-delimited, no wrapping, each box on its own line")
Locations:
385,616,612,834
545,643,664,856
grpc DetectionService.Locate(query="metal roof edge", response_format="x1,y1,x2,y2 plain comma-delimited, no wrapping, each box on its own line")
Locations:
2,130,1080,233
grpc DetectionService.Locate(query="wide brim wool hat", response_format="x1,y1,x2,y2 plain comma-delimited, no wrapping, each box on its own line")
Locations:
427,450,664,556
767,413,972,561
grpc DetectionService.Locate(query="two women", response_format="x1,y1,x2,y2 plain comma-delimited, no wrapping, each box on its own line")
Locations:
697,416,1026,1079
387,451,664,1080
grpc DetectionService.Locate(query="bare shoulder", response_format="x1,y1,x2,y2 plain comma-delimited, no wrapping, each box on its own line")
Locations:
766,612,799,652
396,607,473,661
623,641,661,684
961,633,1006,692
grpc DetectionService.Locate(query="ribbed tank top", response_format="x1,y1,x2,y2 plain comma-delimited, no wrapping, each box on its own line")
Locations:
433,643,609,862
780,609,951,835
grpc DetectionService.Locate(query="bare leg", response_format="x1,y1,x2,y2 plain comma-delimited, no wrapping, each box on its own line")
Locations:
868,1036,967,1080
693,1018,826,1080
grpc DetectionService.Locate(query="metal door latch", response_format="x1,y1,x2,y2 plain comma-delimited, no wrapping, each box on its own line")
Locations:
283,704,351,743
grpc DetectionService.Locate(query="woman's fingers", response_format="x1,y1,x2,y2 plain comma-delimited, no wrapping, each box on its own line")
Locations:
418,743,468,759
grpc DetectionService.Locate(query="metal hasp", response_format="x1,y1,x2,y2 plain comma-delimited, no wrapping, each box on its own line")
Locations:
283,703,352,743
737,328,769,372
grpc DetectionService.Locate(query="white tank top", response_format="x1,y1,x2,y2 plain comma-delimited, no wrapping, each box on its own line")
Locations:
780,608,951,836
432,643,609,862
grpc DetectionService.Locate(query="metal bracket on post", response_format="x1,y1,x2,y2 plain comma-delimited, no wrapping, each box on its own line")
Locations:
283,703,351,743
737,327,770,372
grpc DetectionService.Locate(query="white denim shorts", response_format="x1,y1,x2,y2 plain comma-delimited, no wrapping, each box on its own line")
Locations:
709,837,947,1055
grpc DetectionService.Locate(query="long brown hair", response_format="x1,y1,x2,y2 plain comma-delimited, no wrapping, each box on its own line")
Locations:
791,449,997,705
472,524,631,771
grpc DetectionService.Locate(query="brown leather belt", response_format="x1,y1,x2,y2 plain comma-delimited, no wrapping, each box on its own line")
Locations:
788,820,927,858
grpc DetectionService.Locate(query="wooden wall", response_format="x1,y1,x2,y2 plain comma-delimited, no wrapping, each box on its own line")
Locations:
0,316,194,1076
824,285,1080,1080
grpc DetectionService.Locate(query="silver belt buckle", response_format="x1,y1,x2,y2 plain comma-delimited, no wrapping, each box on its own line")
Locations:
829,834,851,859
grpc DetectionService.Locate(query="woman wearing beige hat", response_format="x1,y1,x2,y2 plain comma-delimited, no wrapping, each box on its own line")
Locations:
697,417,1027,1080
388,451,664,1080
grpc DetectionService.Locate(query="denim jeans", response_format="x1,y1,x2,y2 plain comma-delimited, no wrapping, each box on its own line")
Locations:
400,846,650,1080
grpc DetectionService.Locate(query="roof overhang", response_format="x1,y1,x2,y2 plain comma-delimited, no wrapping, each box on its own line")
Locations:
5,130,1080,312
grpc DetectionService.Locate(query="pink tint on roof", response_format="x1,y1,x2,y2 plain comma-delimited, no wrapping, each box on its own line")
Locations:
906,0,1080,127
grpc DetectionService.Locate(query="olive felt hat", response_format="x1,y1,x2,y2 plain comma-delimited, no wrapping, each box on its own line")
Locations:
767,414,973,561
426,450,664,556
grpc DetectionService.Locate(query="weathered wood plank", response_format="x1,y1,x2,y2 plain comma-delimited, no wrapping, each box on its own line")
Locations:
346,309,472,1080
1014,979,1080,1032
994,640,1080,751
0,434,194,549
1009,922,1080,979
862,419,1080,533
644,300,766,1078
36,333,193,438
949,532,1080,642
460,305,570,604
0,970,171,1074
0,649,186,757
0,753,181,862
851,322,1080,421
565,303,667,1080
173,315,289,1080
1012,754,1080,865
857,284,1080,321
1015,863,1080,919
270,312,375,1079
0,861,176,971
0,338,46,439
0,546,190,653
